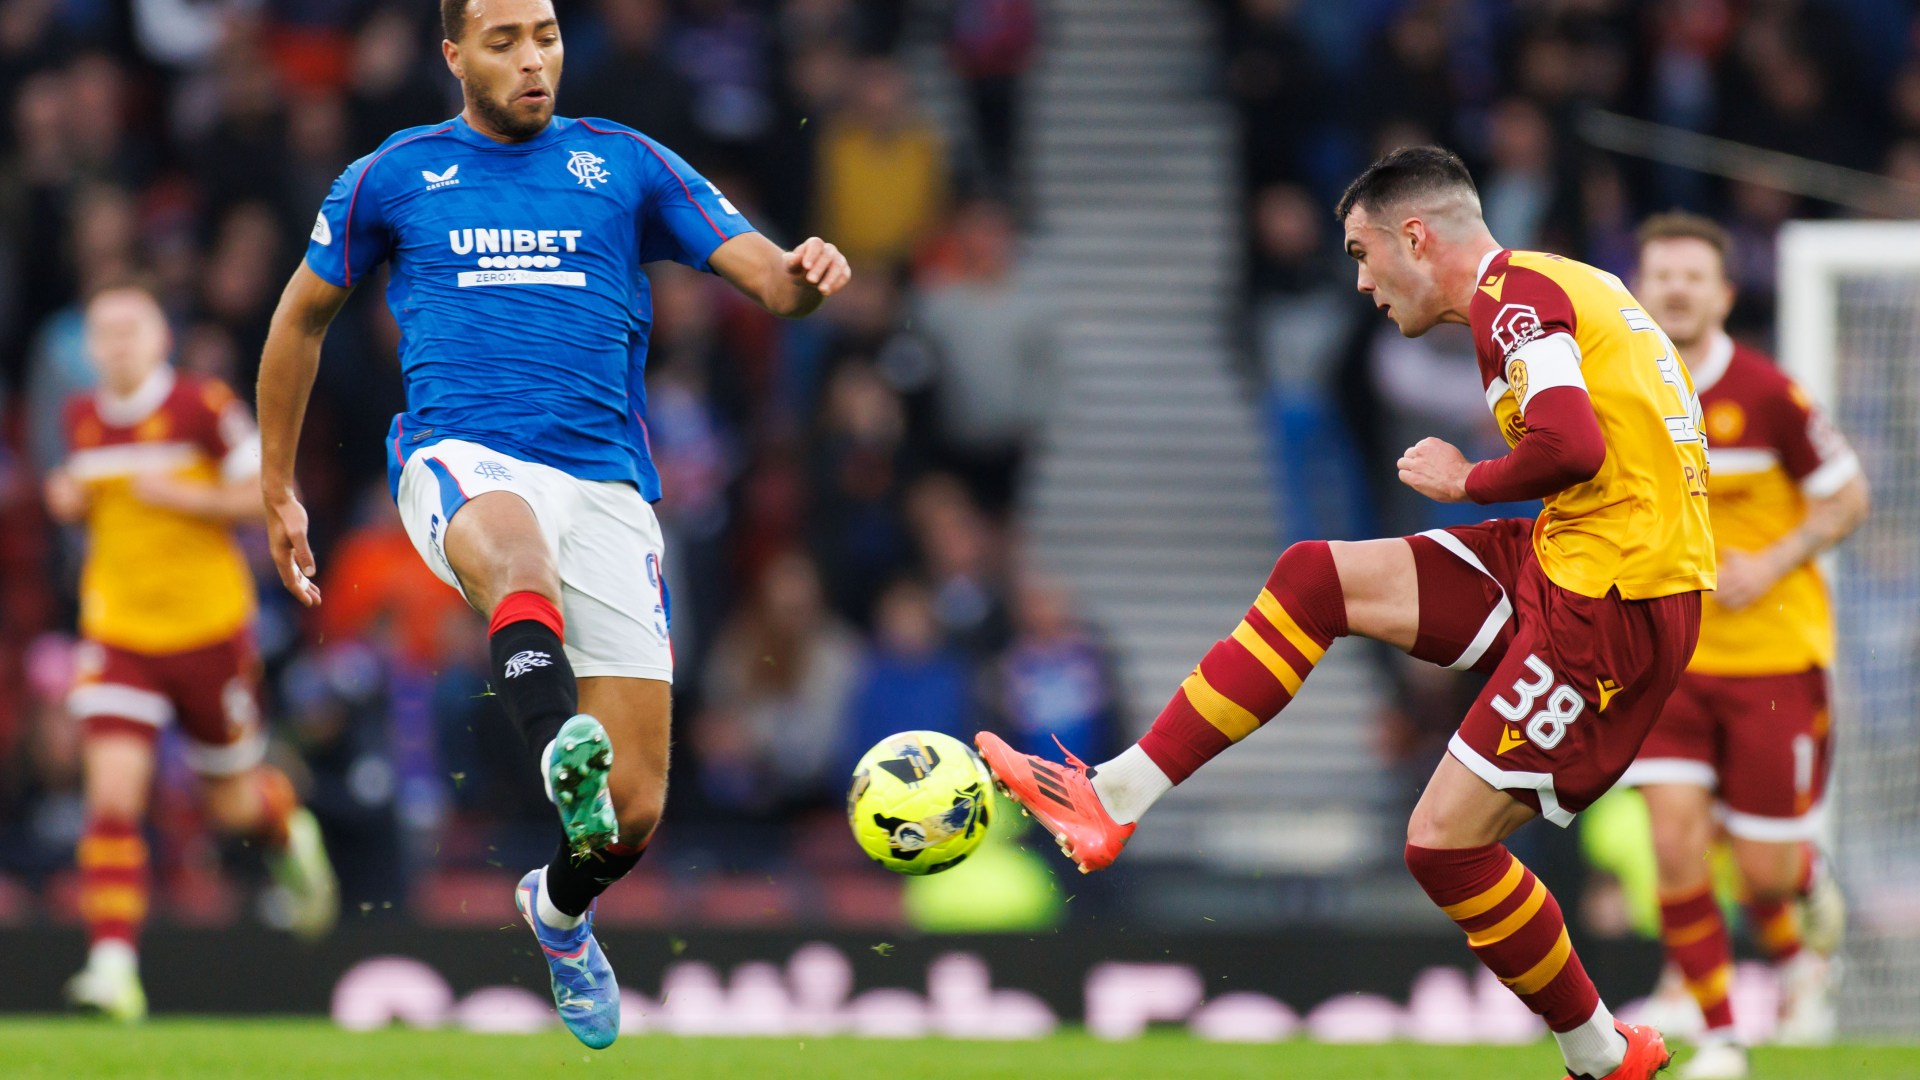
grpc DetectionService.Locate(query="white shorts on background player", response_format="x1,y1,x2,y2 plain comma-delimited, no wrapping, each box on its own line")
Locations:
396,438,673,682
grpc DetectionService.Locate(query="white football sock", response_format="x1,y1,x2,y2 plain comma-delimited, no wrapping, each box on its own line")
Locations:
88,938,138,975
536,866,585,931
1554,1001,1627,1079
1089,744,1173,826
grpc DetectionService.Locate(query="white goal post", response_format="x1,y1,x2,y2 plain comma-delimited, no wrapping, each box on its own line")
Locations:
1777,220,1920,1037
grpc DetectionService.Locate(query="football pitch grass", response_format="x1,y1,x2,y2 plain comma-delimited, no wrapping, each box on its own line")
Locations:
2,1020,1918,1079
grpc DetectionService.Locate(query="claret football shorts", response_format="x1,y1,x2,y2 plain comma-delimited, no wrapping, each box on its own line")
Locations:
396,438,674,682
1619,668,1831,841
68,634,266,776
1405,518,1702,826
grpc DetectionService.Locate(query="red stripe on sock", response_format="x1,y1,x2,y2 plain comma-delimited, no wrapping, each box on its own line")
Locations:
1406,843,1599,1033
1746,894,1802,962
1199,638,1293,719
78,818,149,948
490,591,565,640
1662,886,1736,1029
1136,543,1344,785
1137,691,1231,784
1242,605,1319,678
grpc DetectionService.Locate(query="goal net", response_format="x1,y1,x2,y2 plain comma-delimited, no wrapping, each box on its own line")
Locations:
1778,221,1920,1037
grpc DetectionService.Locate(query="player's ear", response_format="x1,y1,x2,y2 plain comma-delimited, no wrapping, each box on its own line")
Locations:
443,38,463,80
1402,217,1427,258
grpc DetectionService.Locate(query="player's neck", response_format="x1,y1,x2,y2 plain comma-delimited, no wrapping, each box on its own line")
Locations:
1438,236,1504,326
459,106,552,145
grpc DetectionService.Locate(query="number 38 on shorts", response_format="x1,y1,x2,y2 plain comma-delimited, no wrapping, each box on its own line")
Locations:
1493,655,1586,751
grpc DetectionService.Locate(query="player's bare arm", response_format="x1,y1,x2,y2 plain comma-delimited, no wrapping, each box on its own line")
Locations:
709,232,851,318
129,474,266,523
1716,472,1869,610
257,261,355,608
43,466,88,523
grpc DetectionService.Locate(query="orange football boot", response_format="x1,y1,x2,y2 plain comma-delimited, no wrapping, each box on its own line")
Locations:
1563,1021,1672,1080
974,732,1135,873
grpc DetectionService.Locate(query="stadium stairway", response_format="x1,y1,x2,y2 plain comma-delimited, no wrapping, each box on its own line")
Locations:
1011,0,1400,898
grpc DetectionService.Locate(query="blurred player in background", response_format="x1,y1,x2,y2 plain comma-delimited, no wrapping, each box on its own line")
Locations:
1616,212,1867,1079
256,0,848,1050
47,285,337,1022
981,147,1712,1080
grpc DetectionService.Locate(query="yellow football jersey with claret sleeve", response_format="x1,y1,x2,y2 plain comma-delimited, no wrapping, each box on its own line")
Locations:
1685,335,1857,675
63,369,259,654
1468,249,1716,600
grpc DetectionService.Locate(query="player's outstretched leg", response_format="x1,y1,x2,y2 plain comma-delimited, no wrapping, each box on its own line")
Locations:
977,541,1348,872
515,866,619,1049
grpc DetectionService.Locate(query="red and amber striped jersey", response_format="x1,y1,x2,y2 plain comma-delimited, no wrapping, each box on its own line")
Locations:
1470,249,1716,600
1686,334,1857,675
63,369,258,654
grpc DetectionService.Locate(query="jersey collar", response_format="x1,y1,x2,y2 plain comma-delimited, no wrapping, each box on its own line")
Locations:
96,365,175,427
449,114,569,150
1687,331,1734,393
1474,247,1505,282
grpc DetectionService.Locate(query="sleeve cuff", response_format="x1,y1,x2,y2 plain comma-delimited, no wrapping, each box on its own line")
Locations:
1799,450,1861,499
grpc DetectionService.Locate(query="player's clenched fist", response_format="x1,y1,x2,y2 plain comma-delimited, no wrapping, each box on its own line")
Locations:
1398,436,1473,503
784,237,851,298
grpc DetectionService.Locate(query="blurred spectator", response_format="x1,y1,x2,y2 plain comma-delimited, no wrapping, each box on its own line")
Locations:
672,0,777,156
1220,0,1326,190
911,198,1049,510
991,571,1117,764
1248,183,1368,541
696,550,861,815
317,484,468,672
1480,97,1559,253
906,474,1010,657
569,0,701,155
808,360,920,622
843,579,975,769
344,8,449,153
945,0,1036,198
23,183,136,473
814,57,947,268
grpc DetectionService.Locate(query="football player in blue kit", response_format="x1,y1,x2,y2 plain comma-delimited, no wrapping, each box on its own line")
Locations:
255,0,850,1048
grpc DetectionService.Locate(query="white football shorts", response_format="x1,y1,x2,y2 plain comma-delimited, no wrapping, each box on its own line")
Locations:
395,438,673,682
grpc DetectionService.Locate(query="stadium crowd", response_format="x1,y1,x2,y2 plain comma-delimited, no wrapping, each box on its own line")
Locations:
0,0,1914,932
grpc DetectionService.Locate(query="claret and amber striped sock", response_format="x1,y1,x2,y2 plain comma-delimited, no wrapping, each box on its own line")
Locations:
1133,541,1347,787
253,764,298,849
78,816,149,950
1747,894,1803,963
1405,842,1619,1053
1660,883,1737,1035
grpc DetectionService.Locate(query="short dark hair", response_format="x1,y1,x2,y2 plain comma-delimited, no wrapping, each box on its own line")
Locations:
1636,210,1731,269
1335,145,1478,223
442,0,470,41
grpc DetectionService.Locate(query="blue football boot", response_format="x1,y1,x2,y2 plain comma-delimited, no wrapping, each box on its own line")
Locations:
515,867,620,1048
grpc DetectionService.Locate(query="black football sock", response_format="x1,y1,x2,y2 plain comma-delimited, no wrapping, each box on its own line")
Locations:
487,591,578,775
544,838,648,918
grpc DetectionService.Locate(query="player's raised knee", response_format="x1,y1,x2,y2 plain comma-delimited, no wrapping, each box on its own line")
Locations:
614,795,663,846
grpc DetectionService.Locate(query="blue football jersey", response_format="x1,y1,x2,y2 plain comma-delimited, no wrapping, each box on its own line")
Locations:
304,114,756,500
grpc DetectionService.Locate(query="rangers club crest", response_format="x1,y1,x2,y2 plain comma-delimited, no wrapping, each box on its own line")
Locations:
567,150,611,190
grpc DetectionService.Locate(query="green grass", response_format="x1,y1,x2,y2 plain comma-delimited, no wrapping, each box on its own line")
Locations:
0,1020,1916,1079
